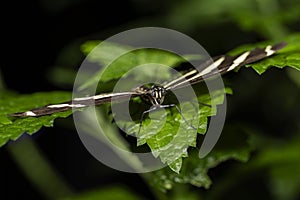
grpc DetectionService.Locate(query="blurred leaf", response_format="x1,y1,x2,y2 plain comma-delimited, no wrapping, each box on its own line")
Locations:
0,91,72,147
61,185,141,200
8,137,73,199
79,40,186,90
81,40,132,67
169,185,202,200
287,68,300,89
168,0,300,39
46,41,85,88
47,67,77,88
247,134,300,200
269,164,300,200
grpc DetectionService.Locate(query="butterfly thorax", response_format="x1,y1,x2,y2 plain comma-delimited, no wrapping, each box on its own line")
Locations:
135,84,167,106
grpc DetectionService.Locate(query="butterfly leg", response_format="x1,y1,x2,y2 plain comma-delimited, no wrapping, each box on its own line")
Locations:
137,105,160,135
137,103,198,135
161,104,197,131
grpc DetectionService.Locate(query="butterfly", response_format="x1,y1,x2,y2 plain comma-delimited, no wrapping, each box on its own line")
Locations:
11,42,287,118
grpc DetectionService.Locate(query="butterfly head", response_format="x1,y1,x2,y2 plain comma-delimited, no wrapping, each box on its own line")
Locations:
149,84,167,105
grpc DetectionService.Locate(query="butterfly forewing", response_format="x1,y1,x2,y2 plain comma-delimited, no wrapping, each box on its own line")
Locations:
10,91,141,117
164,42,287,90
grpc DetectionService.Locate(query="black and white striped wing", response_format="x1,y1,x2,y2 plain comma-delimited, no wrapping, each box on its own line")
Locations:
164,42,287,90
10,42,286,117
11,91,140,117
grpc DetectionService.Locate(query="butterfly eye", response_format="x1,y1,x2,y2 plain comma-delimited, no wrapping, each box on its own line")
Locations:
151,90,156,97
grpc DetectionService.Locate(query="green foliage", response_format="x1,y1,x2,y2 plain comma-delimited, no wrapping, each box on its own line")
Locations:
0,91,72,147
287,68,300,89
150,126,251,192
115,86,232,173
249,134,300,200
168,0,300,40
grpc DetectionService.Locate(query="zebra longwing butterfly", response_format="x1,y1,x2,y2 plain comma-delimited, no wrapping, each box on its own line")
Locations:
11,42,287,117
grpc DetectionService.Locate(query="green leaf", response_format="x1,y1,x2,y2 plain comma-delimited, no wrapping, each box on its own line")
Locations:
116,86,232,172
61,185,141,200
149,126,251,192
229,33,300,74
0,91,72,147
